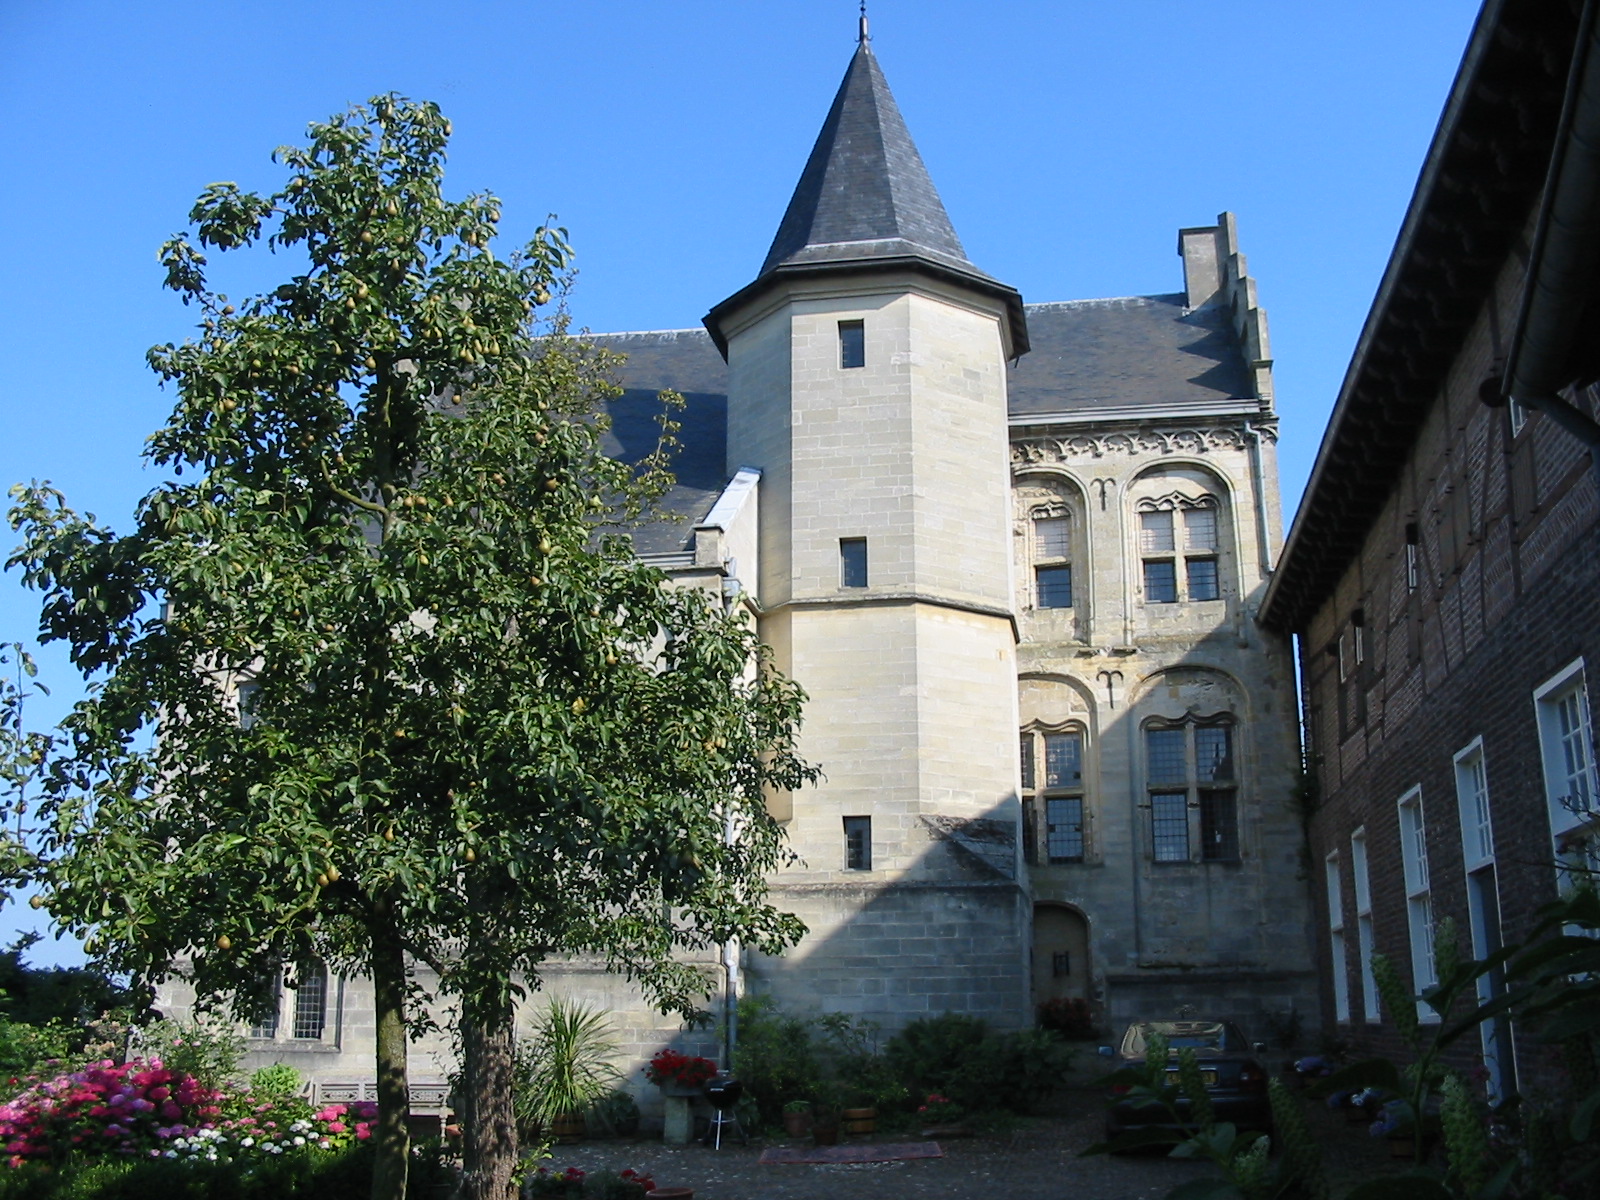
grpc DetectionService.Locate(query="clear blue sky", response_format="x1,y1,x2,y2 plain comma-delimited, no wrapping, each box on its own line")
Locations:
0,1,1480,964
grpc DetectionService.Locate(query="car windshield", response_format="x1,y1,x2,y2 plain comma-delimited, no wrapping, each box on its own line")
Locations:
1121,1021,1241,1056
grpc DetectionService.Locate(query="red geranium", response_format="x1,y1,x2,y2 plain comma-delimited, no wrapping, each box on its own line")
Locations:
643,1049,717,1088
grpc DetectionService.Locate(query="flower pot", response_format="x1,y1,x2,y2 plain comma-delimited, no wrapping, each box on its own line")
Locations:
550,1112,586,1144
658,1081,704,1099
782,1110,813,1138
812,1114,841,1146
841,1106,877,1136
645,1190,693,1200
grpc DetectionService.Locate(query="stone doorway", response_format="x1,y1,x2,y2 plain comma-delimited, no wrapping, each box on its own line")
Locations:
1032,903,1090,1007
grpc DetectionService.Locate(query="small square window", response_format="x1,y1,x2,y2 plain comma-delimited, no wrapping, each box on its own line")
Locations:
844,816,871,870
1143,560,1177,603
840,538,868,588
839,320,865,369
1186,557,1219,600
1035,564,1073,608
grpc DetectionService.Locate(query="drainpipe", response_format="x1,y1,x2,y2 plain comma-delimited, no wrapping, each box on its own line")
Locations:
1241,422,1273,576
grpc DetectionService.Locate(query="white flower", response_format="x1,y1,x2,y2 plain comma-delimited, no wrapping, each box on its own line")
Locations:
241,1137,254,1147
164,1150,178,1159
293,1135,305,1146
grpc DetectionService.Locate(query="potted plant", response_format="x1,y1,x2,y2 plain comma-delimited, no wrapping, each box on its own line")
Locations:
517,998,622,1144
643,1048,718,1097
781,1098,813,1138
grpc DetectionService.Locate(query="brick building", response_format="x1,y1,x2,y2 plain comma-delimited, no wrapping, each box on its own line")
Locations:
1259,0,1600,1098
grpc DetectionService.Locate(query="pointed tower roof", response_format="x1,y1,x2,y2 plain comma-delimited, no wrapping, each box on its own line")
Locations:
760,41,970,275
705,37,1027,359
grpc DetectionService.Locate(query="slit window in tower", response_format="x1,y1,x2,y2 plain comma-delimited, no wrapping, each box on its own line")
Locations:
839,320,865,369
844,816,872,870
840,537,868,588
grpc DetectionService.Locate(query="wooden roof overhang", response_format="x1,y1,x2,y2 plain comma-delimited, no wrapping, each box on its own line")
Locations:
1259,0,1581,634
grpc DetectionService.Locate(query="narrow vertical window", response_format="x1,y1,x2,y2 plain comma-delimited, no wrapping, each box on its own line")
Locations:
839,320,865,369
843,816,872,870
1195,724,1237,861
1454,737,1516,1101
1326,852,1351,1023
1147,725,1190,862
1043,731,1085,863
1397,787,1437,1020
1405,523,1420,593
248,970,281,1039
1534,661,1600,891
840,538,868,588
1350,829,1379,1022
1508,396,1528,437
291,961,329,1040
1031,511,1073,609
237,681,261,730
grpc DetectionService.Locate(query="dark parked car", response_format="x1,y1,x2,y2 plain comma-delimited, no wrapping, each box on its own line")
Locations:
1100,1020,1273,1141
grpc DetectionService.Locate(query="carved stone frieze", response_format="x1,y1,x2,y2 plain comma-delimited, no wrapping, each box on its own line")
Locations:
1011,422,1275,467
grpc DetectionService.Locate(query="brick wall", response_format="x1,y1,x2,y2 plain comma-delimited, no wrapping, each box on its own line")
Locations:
1300,243,1600,1084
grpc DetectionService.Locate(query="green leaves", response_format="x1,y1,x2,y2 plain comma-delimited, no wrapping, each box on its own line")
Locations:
11,94,816,1043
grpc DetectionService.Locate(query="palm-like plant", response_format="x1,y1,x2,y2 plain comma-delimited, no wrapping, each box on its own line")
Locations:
516,999,622,1131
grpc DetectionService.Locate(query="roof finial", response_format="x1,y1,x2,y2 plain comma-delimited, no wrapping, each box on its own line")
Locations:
858,1,870,46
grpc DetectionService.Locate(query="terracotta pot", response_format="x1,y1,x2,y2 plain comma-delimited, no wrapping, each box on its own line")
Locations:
842,1106,877,1136
782,1109,814,1137
646,1190,694,1200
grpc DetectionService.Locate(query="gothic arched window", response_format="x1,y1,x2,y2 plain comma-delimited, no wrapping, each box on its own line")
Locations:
1020,724,1089,864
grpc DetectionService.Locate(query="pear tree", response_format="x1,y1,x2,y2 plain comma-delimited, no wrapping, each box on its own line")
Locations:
9,97,814,1200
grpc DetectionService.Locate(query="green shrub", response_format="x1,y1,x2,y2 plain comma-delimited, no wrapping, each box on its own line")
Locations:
886,1013,1072,1114
885,1012,994,1109
0,1142,450,1200
247,1062,304,1099
131,1020,244,1090
731,996,820,1128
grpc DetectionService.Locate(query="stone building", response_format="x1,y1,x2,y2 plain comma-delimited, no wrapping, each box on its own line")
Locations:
1258,0,1600,1099
160,29,1317,1104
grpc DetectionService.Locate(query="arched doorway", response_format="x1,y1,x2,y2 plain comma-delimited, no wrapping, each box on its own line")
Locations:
1032,903,1090,1008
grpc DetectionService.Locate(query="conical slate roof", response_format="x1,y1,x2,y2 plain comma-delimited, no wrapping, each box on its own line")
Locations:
704,36,1027,358
760,42,975,276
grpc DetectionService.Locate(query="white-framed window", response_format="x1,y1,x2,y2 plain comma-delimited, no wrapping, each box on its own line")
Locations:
1326,850,1351,1023
1020,727,1088,863
1144,719,1238,862
1397,786,1438,1021
1453,737,1516,1103
1405,523,1420,593
1350,828,1380,1023
248,961,332,1043
1534,659,1600,891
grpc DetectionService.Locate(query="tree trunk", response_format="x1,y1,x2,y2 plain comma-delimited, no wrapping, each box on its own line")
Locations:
460,990,518,1200
370,907,412,1200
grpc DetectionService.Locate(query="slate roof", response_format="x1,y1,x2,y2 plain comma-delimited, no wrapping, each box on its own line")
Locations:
762,42,974,278
591,294,1255,553
705,42,1028,358
591,330,729,556
1007,295,1254,417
